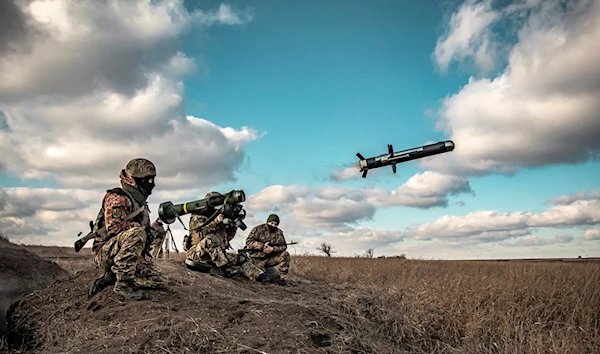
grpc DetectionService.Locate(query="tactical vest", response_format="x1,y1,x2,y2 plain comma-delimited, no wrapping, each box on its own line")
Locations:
91,187,149,252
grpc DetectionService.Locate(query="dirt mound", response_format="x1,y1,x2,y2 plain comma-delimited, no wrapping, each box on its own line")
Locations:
5,259,408,353
0,237,68,338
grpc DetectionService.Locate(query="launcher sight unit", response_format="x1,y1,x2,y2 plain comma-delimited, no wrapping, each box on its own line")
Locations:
356,140,455,178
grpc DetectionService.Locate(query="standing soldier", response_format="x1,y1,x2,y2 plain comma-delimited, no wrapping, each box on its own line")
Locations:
88,158,167,300
244,214,291,275
184,191,266,282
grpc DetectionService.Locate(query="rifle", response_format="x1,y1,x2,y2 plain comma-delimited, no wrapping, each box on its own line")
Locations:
238,241,298,254
74,205,145,252
74,220,105,252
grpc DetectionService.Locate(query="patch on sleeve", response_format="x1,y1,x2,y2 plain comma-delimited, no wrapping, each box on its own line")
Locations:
112,206,123,219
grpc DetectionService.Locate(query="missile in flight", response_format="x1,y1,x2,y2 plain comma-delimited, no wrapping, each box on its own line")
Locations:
356,140,455,178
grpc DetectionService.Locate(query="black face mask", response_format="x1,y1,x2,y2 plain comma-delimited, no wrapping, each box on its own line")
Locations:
268,225,277,232
134,176,155,196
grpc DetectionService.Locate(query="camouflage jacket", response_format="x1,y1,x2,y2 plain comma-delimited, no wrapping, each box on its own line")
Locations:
244,223,287,258
101,188,164,237
188,214,236,251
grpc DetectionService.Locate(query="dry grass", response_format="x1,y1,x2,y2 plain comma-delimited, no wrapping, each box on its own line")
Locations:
291,256,600,354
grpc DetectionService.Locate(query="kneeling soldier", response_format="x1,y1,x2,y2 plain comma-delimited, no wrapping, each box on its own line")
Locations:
185,192,266,282
89,158,167,300
244,214,291,275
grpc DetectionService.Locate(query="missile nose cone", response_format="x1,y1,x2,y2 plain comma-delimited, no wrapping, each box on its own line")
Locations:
444,140,455,151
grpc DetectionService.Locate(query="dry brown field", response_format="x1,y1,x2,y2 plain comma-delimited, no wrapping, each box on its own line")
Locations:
2,242,599,353
292,255,600,353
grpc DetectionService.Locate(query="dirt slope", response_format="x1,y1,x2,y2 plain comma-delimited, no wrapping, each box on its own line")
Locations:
5,259,402,354
0,237,68,338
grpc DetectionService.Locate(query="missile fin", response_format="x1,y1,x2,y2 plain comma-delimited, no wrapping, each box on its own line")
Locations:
356,152,365,160
362,170,368,178
392,164,396,174
388,144,393,156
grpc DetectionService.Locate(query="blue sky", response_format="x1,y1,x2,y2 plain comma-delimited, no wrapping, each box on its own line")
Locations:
0,0,599,259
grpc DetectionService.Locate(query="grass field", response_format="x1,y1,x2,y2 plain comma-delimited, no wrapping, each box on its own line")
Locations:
3,242,599,353
291,256,600,353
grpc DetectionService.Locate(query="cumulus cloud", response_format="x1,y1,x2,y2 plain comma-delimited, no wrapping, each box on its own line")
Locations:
583,228,600,241
365,171,473,208
0,0,259,191
425,0,600,176
0,0,252,100
501,233,574,247
434,0,501,74
248,171,472,227
330,165,362,181
407,189,600,242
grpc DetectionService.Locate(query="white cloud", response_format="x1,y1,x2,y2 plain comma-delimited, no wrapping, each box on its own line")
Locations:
330,165,362,181
583,228,600,241
248,171,472,222
247,185,312,211
425,0,600,176
501,233,574,247
407,189,600,242
365,171,473,208
0,0,260,190
0,0,252,100
434,0,500,74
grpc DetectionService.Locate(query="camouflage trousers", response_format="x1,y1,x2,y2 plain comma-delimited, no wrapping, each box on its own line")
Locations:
94,226,167,289
187,234,263,280
149,235,165,258
251,251,291,274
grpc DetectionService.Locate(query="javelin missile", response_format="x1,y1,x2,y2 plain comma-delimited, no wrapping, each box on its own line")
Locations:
356,140,455,178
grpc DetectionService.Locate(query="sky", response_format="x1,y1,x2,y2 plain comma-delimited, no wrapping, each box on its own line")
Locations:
0,0,599,259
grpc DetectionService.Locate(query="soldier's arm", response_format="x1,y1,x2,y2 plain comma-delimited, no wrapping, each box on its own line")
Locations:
270,231,287,253
225,225,237,242
103,193,140,236
245,226,264,250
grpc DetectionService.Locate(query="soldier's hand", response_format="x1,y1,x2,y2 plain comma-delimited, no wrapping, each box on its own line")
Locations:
145,253,152,262
263,242,274,254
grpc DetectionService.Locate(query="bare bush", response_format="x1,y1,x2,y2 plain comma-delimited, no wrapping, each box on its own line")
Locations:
316,242,335,257
364,248,374,258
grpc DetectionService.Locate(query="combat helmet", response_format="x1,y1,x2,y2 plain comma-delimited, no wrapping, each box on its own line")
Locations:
125,158,156,178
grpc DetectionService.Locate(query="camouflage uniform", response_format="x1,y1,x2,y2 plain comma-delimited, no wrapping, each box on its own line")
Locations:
186,193,264,280
245,214,291,274
90,158,167,300
148,219,166,258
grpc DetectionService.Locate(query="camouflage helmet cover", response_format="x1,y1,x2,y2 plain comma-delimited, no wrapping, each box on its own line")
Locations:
125,158,156,178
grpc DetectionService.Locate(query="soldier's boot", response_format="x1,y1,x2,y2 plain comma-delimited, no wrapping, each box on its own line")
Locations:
220,265,243,278
88,270,117,298
256,271,280,284
113,279,149,301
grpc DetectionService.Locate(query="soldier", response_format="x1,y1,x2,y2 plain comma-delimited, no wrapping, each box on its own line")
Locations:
88,158,167,300
149,226,167,258
244,214,291,275
184,191,266,282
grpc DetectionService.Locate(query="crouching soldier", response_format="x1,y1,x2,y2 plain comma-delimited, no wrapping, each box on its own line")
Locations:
184,191,267,282
89,158,168,301
244,214,291,275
